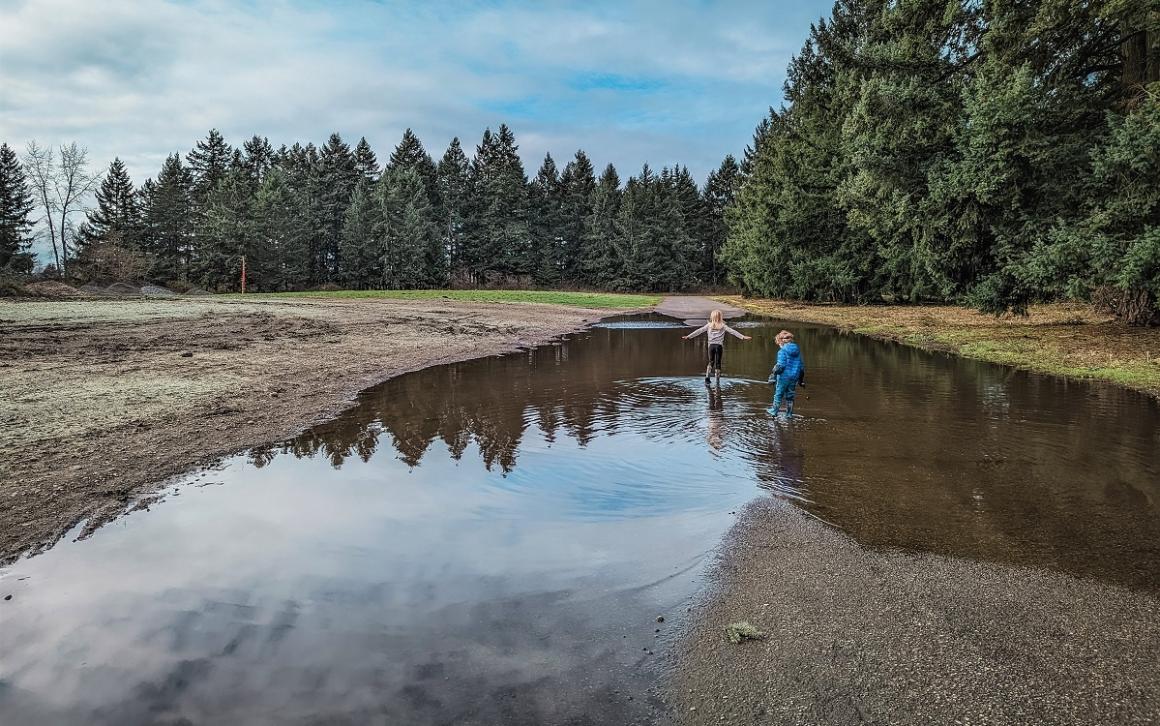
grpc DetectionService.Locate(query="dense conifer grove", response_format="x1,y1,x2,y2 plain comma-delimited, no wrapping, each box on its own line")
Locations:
1,127,739,293
723,0,1159,323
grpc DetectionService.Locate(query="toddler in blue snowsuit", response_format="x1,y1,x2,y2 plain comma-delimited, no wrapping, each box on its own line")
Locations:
767,330,805,416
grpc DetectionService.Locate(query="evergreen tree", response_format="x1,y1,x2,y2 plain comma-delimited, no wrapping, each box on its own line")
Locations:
581,163,621,288
251,168,306,291
388,129,438,202
380,167,439,288
241,135,276,188
558,150,596,283
464,125,530,281
529,153,564,285
436,137,471,277
617,165,683,291
143,154,194,280
279,142,324,286
79,157,140,250
0,142,36,273
703,155,740,285
354,137,380,182
317,133,359,279
670,165,706,285
187,129,233,200
195,168,252,291
338,179,382,288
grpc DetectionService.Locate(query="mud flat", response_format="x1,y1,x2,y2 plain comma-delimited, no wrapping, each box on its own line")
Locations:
0,296,635,563
670,498,1160,725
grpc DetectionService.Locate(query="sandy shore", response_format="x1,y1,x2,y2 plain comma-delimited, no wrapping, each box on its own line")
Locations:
669,498,1160,725
0,296,632,563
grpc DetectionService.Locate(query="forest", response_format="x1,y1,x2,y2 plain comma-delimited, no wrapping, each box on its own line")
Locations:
0,127,738,294
723,0,1159,323
0,0,1157,322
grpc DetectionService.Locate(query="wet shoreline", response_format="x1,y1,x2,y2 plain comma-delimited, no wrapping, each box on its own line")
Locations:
671,497,1160,725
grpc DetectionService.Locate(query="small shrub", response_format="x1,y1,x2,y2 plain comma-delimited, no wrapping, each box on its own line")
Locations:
724,621,765,644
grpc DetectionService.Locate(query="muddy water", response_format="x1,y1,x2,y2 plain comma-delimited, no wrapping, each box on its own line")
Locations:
2,315,1159,725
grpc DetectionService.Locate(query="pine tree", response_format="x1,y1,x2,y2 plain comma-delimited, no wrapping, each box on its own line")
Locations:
475,124,530,279
187,129,233,200
380,167,439,288
0,142,36,273
241,135,276,188
703,155,739,286
671,165,706,285
461,129,497,281
338,178,382,288
558,150,596,283
279,142,324,286
79,157,140,250
388,129,438,203
581,163,622,288
317,133,359,279
143,154,194,281
529,153,564,285
354,137,380,182
251,168,306,291
195,168,252,291
436,137,471,278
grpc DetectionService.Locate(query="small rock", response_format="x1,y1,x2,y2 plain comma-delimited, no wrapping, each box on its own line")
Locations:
656,615,665,623
180,351,193,358
4,595,11,601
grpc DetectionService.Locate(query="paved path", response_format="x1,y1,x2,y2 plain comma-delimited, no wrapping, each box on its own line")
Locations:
654,296,745,323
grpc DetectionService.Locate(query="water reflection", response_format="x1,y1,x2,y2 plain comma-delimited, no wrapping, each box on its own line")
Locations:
253,316,1159,591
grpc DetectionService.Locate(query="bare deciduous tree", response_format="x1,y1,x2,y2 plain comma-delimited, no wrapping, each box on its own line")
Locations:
22,140,101,274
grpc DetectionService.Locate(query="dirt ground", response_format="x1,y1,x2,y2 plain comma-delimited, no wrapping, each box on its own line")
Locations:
720,296,1160,397
669,499,1160,725
0,296,634,564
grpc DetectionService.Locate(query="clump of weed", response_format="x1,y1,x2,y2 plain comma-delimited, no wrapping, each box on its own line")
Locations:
725,621,765,644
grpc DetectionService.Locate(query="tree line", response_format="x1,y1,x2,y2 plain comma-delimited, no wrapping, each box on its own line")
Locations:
722,0,1159,323
0,127,740,293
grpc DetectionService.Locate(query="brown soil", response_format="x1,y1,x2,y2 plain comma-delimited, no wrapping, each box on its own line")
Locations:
0,296,633,564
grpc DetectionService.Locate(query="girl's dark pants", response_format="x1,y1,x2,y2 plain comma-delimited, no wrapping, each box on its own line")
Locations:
709,344,723,372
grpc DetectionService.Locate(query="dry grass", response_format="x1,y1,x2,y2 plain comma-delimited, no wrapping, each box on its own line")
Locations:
719,296,1160,397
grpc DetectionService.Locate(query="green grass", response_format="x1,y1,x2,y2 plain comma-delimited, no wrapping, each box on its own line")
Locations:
231,289,660,309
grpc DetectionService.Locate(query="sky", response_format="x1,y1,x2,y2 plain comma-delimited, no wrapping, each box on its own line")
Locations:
1,0,832,254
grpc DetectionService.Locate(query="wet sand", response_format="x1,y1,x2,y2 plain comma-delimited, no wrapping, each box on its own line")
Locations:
0,296,637,564
670,498,1160,725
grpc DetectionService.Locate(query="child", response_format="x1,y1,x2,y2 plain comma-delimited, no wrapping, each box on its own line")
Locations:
682,309,751,384
767,330,805,417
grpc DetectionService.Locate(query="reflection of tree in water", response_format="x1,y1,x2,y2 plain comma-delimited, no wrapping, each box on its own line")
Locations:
255,327,711,474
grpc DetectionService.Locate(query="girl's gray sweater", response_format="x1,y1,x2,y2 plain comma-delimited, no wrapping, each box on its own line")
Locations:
686,323,746,345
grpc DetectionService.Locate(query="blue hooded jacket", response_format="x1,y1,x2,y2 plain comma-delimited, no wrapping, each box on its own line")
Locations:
773,341,804,381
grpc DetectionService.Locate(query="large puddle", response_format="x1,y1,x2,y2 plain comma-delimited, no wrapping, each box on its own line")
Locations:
2,315,1158,724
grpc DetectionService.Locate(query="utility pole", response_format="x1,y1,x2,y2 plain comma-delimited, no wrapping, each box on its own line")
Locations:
241,255,247,294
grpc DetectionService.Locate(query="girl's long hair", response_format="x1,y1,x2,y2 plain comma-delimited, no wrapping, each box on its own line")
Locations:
709,309,724,329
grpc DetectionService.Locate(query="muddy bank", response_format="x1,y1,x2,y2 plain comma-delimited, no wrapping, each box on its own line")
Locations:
670,498,1160,725
0,297,635,564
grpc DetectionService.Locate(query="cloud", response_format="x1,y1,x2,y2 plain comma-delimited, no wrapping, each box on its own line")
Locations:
0,0,831,261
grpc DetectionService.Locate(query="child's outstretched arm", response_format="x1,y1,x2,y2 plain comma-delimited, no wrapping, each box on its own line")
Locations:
724,325,752,341
682,323,709,340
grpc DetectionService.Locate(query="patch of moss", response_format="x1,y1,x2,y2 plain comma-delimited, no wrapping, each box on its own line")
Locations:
725,621,766,644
